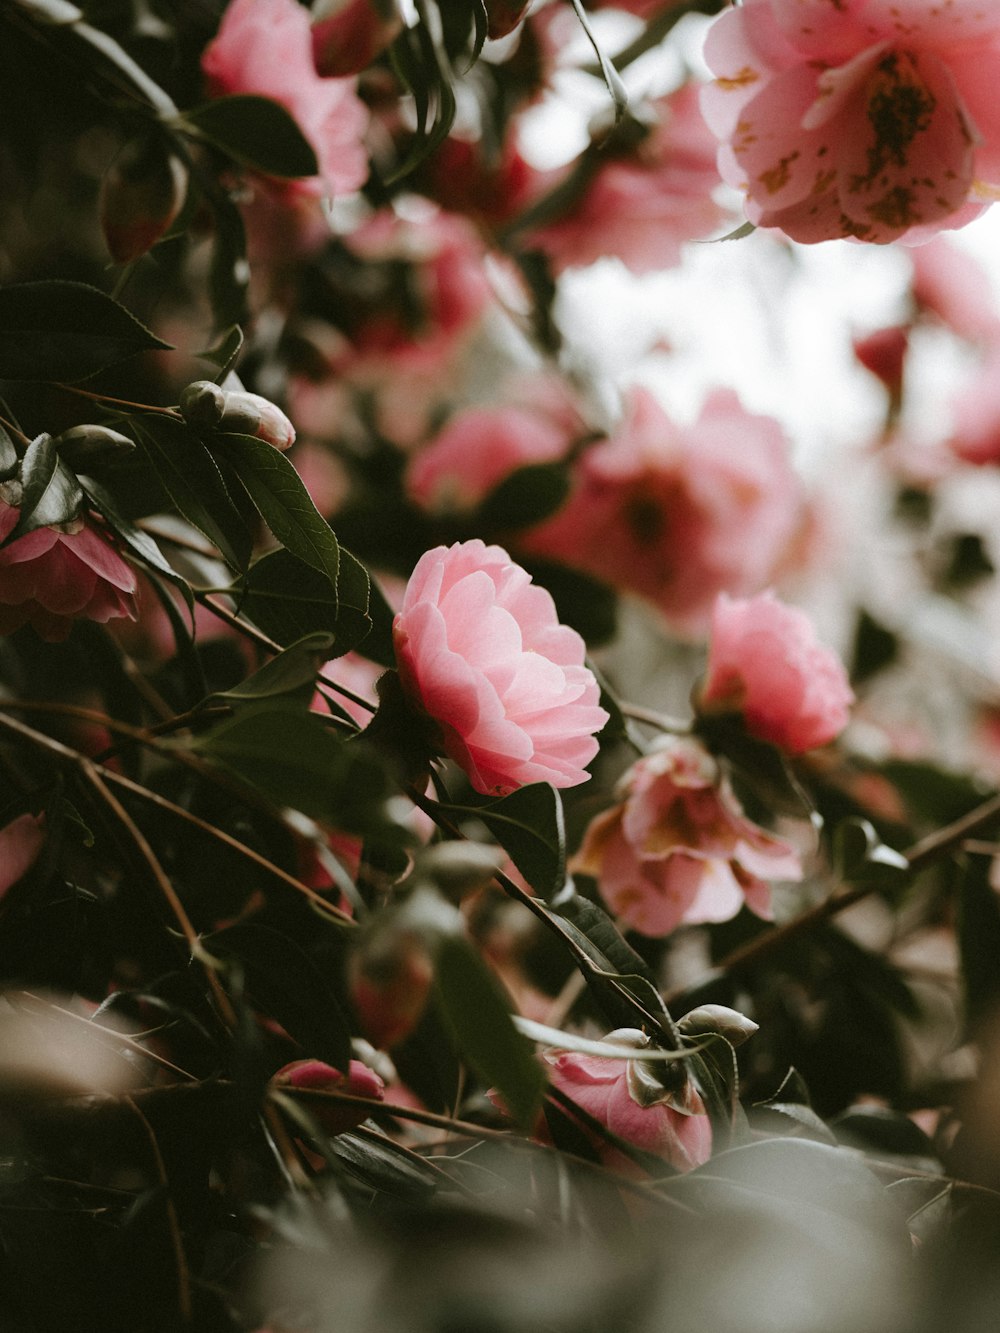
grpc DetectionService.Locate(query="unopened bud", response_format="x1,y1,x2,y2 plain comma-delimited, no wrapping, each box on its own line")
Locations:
100,135,188,264
179,381,296,450
677,1004,759,1047
53,424,135,471
179,380,226,429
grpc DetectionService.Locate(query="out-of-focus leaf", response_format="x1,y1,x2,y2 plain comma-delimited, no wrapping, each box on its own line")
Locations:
206,921,352,1069
212,433,340,590
567,0,628,120
211,632,334,705
833,817,909,889
957,854,1000,1029
881,758,990,827
188,701,388,832
181,96,319,179
196,324,244,380
0,281,170,381
208,190,249,330
132,414,253,572
433,935,547,1130
520,558,617,647
477,462,570,532
851,609,898,685
833,1106,939,1163
438,783,565,900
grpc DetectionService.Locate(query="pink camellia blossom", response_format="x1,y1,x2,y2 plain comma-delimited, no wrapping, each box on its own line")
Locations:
0,814,45,896
406,404,571,513
545,1028,712,1173
311,0,403,77
529,83,726,274
271,1058,385,1134
948,346,1000,465
392,540,609,796
698,591,854,755
700,0,1000,244
0,501,137,642
574,735,802,937
201,0,369,199
524,386,803,636
909,237,1000,341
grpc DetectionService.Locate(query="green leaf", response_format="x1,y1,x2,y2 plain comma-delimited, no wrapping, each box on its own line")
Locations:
0,281,171,381
5,433,84,540
196,324,244,380
212,434,339,590
80,476,191,604
206,922,351,1069
182,95,319,178
189,701,387,832
233,547,378,658
477,462,570,532
433,934,547,1131
833,817,909,889
132,414,253,572
438,783,566,900
568,0,628,121
520,558,617,647
957,855,1000,1029
211,632,335,705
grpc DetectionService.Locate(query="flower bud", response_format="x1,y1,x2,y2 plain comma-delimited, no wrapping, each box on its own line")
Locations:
311,0,403,76
53,425,136,472
179,382,296,450
677,1004,759,1048
99,134,188,264
179,381,227,430
272,1058,385,1135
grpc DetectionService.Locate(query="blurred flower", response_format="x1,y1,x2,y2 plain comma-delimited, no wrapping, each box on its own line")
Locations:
524,386,803,636
0,814,44,896
393,539,609,795
909,237,1000,340
546,1028,712,1172
311,0,403,77
852,325,908,404
406,403,571,513
528,83,726,274
201,0,369,199
348,929,435,1049
574,735,802,937
272,1058,385,1134
948,346,1000,465
0,502,137,642
701,0,1000,243
698,591,854,755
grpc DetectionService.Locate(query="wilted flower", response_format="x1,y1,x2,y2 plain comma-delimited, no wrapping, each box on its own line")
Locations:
392,540,609,795
201,0,369,199
698,592,854,755
701,0,1000,243
0,501,137,642
574,735,802,937
546,1028,713,1173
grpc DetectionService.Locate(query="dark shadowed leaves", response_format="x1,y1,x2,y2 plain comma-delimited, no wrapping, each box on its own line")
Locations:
182,96,319,179
438,783,565,900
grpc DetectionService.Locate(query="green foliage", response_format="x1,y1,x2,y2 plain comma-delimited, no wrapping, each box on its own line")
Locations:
181,95,319,179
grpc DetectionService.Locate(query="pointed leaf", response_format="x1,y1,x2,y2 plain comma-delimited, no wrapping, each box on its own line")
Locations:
182,96,319,178
5,433,84,540
433,935,547,1130
233,548,377,657
439,783,565,899
211,632,335,704
0,280,171,381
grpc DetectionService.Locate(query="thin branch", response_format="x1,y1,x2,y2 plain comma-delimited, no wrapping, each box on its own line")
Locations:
123,1097,193,1324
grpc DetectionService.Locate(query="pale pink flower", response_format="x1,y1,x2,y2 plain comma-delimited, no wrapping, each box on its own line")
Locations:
202,0,369,198
700,0,1000,243
524,387,804,636
546,1028,712,1172
529,83,726,273
0,502,137,642
948,346,1000,465
909,238,1000,340
0,814,45,896
393,540,609,796
574,736,801,937
406,404,571,513
699,591,854,755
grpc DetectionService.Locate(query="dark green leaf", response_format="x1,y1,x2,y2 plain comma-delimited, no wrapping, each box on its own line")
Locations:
196,324,244,380
957,854,1000,1029
556,894,659,990
520,558,617,647
206,922,351,1069
211,632,335,705
833,817,909,889
433,934,547,1130
477,462,570,532
5,433,84,539
132,414,253,572
80,476,191,606
439,783,565,900
234,548,377,658
567,0,628,121
212,433,339,590
833,1107,938,1161
0,281,170,381
851,609,898,685
328,1128,438,1200
189,701,387,832
182,96,319,178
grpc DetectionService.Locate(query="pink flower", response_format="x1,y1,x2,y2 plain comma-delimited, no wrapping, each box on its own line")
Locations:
699,591,854,755
201,0,369,199
909,238,1000,341
272,1058,385,1134
524,387,804,636
528,83,726,274
311,0,403,77
0,502,137,642
948,346,1000,464
392,540,609,795
406,404,571,513
700,0,1000,243
574,736,802,937
0,814,45,895
852,325,908,401
546,1028,712,1172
